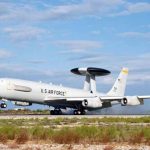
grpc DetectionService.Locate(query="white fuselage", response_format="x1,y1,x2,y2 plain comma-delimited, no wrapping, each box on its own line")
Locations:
0,78,95,105
0,68,148,115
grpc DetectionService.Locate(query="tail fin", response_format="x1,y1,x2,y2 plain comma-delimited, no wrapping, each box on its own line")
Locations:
107,68,128,96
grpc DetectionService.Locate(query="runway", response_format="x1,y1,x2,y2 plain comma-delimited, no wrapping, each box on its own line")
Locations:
0,114,149,119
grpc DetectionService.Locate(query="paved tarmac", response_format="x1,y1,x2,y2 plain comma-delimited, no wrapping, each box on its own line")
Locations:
0,114,149,119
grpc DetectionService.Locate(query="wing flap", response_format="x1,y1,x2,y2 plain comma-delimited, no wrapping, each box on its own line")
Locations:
44,96,123,103
44,96,95,102
43,97,86,109
43,95,150,106
67,98,85,101
100,95,150,102
100,96,123,102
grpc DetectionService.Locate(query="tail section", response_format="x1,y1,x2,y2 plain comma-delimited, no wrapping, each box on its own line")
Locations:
107,68,128,97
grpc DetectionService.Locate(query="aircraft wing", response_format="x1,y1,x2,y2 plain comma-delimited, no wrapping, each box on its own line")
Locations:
43,95,150,109
44,96,93,101
44,95,150,102
137,96,150,99
100,95,150,108
43,96,94,108
100,96,123,102
100,95,150,102
44,95,150,103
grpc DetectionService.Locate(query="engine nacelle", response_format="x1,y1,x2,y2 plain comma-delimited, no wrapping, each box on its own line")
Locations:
82,97,102,108
13,101,32,106
121,96,143,106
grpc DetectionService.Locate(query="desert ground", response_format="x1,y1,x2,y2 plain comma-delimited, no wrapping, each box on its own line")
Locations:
0,111,149,150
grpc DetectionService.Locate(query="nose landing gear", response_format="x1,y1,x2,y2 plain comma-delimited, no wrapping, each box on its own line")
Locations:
0,103,7,108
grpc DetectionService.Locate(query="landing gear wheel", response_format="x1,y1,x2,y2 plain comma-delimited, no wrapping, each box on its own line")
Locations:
73,110,78,115
54,109,61,115
81,110,86,115
50,109,62,115
77,110,81,115
50,110,54,115
58,109,62,115
74,109,86,115
0,103,7,108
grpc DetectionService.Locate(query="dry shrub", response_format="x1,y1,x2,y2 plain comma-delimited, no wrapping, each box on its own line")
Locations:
15,129,29,144
145,139,150,146
22,147,34,150
104,145,114,150
101,132,111,143
8,143,19,149
35,147,41,150
31,126,50,141
66,144,73,150
52,130,80,144
0,134,8,143
130,131,144,144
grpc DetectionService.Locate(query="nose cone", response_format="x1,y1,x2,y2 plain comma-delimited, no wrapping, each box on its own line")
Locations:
0,78,7,98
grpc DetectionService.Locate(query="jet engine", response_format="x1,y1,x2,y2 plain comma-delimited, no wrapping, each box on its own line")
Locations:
121,96,143,106
82,97,102,108
13,101,32,106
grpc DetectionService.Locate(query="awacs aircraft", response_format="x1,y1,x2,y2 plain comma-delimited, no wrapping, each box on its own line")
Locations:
0,67,150,115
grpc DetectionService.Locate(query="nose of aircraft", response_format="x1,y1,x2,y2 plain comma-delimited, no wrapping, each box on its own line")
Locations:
0,78,9,95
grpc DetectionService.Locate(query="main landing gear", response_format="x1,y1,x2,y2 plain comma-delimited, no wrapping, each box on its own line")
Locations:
50,109,62,115
73,109,86,115
0,103,7,108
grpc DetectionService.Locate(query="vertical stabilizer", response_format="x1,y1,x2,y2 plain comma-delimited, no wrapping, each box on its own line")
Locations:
107,68,128,96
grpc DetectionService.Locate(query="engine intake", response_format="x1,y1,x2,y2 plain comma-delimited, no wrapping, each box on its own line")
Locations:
82,97,102,108
122,97,128,105
121,96,142,106
83,99,88,106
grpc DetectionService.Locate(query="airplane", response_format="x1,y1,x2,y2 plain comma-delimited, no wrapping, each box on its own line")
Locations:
0,67,150,115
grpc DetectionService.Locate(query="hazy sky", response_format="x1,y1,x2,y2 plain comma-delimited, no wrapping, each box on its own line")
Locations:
0,0,150,112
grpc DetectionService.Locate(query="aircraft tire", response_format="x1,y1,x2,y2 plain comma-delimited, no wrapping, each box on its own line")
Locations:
50,109,62,115
0,103,7,108
77,110,81,115
81,110,86,115
54,110,58,115
58,109,62,115
54,109,62,115
73,110,78,115
50,110,54,115
74,110,85,115
4,103,7,108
